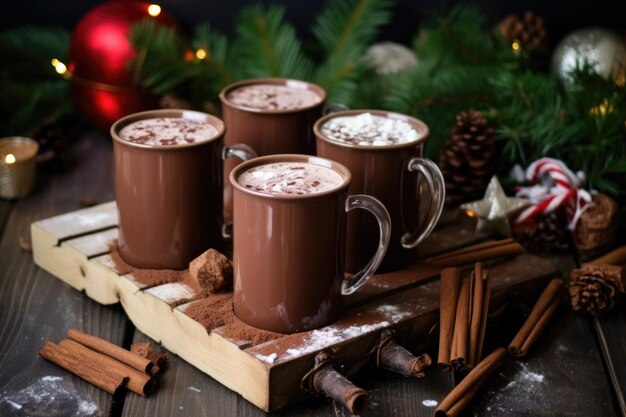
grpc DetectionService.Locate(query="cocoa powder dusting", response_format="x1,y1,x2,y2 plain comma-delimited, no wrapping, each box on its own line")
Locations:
109,240,281,346
182,295,283,346
108,240,184,286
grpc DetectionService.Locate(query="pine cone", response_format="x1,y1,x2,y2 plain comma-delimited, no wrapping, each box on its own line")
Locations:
439,109,495,204
573,193,618,261
569,264,624,316
30,117,76,168
515,210,571,253
498,11,547,51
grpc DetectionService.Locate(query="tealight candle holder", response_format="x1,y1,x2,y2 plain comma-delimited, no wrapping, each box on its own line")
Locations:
0,137,39,199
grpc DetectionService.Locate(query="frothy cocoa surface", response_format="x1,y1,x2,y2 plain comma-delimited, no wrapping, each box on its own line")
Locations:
238,162,343,195
227,84,322,111
321,112,422,146
118,117,218,146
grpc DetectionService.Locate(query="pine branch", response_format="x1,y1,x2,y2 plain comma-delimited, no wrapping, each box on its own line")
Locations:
0,27,74,135
234,5,313,80
312,0,393,104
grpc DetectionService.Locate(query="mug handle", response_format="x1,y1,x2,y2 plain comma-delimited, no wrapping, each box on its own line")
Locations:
400,158,445,249
341,195,391,295
221,144,257,239
222,143,257,161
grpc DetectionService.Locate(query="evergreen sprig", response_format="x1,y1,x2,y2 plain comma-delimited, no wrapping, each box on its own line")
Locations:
235,5,313,80
128,0,393,106
0,27,75,136
312,0,393,103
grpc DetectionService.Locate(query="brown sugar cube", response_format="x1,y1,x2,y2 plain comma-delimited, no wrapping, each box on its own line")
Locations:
189,249,233,294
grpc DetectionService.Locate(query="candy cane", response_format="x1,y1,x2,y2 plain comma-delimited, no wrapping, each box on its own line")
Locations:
515,158,591,230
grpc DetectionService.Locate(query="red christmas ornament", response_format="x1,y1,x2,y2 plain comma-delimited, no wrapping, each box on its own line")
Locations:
68,1,176,131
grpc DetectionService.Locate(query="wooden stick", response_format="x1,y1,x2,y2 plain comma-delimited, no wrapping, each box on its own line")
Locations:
429,242,523,267
435,347,506,417
587,245,626,266
467,263,492,369
425,239,514,264
450,278,471,370
39,341,128,395
311,356,369,415
378,334,431,378
508,278,564,357
438,268,461,370
60,339,154,397
67,328,152,373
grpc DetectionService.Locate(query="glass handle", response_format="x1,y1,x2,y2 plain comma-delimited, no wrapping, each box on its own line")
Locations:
221,144,257,239
222,143,257,161
324,103,349,115
341,195,391,295
401,157,445,249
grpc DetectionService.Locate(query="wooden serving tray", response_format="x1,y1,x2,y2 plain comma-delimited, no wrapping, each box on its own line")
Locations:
31,202,558,411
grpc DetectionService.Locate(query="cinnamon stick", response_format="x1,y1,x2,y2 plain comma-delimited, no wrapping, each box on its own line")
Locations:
587,245,626,266
67,328,152,373
450,278,471,370
508,278,564,357
39,341,128,395
467,263,491,369
425,239,514,264
59,339,154,397
131,342,168,376
438,268,461,370
429,242,523,267
435,347,506,417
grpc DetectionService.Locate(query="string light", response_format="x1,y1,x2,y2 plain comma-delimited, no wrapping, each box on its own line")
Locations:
590,98,613,117
50,58,67,75
4,154,16,164
511,41,520,53
195,48,207,60
147,4,161,17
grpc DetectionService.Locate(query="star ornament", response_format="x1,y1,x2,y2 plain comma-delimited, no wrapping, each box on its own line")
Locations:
460,176,529,237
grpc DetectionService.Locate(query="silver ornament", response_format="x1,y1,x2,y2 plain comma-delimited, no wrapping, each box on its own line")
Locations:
551,28,626,86
364,42,418,75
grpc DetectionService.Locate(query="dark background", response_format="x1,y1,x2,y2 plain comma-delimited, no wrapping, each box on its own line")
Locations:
1,0,625,49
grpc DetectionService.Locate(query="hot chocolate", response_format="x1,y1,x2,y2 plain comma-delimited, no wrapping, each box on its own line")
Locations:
118,117,219,146
321,112,422,146
237,162,343,195
226,83,322,111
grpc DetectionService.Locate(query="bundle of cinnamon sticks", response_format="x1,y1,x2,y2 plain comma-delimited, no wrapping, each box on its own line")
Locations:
438,262,492,372
434,274,565,417
39,328,167,397
425,238,523,268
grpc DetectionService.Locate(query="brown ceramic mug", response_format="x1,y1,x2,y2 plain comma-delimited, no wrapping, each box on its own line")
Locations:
111,109,255,270
315,110,445,272
220,78,327,222
230,154,391,333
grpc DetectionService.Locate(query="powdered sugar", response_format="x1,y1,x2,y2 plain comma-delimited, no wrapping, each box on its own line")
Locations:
283,321,390,359
255,352,278,364
321,112,422,146
145,282,196,304
0,375,100,416
375,304,411,322
422,399,438,407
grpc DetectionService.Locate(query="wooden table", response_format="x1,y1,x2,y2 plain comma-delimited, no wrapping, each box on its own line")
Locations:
0,131,623,417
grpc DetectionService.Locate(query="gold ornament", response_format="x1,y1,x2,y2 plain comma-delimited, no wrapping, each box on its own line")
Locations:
460,176,529,237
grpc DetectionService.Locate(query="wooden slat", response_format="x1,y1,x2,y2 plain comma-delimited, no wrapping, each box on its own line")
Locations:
0,132,126,417
0,200,14,237
35,201,117,241
63,228,118,258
